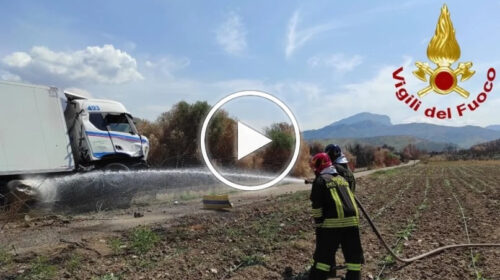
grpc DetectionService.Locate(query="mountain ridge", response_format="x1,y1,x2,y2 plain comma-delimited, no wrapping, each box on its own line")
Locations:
486,125,500,131
303,112,500,149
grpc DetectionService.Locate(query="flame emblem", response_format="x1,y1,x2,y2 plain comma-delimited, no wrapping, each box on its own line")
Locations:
413,4,475,98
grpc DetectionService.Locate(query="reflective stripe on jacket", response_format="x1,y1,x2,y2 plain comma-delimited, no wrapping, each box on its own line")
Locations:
310,172,359,228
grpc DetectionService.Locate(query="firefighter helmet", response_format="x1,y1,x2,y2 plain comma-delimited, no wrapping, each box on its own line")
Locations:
325,144,342,161
310,152,332,175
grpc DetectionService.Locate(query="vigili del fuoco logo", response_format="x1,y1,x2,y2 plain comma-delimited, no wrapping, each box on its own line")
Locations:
392,4,496,119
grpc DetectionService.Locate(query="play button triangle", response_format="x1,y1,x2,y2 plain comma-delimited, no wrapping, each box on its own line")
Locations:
237,122,272,160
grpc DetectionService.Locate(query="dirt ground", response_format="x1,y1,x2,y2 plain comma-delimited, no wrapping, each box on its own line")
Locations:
1,160,498,280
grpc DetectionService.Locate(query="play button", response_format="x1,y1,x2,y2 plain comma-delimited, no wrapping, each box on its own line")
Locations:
200,90,301,191
237,122,272,160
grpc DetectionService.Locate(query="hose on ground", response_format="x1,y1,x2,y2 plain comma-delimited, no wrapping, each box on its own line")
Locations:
355,196,500,263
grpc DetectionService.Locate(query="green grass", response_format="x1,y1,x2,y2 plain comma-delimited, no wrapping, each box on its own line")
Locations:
225,227,244,239
378,219,416,267
92,273,119,280
108,238,125,255
239,254,266,267
396,220,416,240
65,254,82,274
130,258,155,269
129,227,160,255
381,254,395,266
248,212,283,248
20,256,57,280
0,247,13,266
471,253,488,280
372,168,400,176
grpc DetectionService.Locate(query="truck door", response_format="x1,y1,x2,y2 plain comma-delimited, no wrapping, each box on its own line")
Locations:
87,113,115,159
86,112,144,160
103,113,144,158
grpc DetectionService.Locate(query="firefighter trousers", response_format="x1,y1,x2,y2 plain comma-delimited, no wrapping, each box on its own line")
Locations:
309,226,363,280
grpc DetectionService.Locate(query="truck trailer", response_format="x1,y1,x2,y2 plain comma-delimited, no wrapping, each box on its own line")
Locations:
0,80,149,207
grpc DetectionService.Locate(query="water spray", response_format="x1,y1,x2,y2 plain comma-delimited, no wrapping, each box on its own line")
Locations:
7,168,302,212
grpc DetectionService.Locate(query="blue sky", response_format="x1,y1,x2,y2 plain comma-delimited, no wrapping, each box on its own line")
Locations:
1,1,500,130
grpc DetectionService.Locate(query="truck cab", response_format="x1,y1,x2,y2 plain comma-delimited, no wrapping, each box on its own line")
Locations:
64,92,149,170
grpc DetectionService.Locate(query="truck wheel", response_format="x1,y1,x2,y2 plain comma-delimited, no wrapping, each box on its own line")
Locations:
130,161,149,170
101,163,134,208
102,163,129,188
103,162,130,172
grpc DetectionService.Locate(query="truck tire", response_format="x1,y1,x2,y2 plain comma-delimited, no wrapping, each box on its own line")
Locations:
130,161,149,170
103,162,130,172
102,162,133,209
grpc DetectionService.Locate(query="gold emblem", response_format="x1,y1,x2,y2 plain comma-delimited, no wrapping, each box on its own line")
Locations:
413,4,475,98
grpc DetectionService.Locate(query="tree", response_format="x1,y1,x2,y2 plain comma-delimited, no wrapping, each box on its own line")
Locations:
206,110,237,166
158,101,211,167
309,141,325,155
135,118,164,167
401,144,421,162
262,123,295,172
347,144,375,168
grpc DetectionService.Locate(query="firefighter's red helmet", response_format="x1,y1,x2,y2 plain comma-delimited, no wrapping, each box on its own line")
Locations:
310,152,332,175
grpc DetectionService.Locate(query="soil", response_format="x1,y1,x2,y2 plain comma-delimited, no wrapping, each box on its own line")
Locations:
1,160,498,280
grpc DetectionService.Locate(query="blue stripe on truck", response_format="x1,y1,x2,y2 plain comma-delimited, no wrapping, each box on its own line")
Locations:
85,131,148,144
92,152,116,158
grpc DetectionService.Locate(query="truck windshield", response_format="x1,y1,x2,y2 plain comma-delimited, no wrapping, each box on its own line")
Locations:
105,114,136,134
89,113,137,134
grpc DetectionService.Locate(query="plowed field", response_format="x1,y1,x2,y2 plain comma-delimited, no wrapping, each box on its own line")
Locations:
0,161,498,280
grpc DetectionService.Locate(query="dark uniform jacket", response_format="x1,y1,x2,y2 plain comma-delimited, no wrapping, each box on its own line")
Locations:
334,163,356,192
310,166,359,228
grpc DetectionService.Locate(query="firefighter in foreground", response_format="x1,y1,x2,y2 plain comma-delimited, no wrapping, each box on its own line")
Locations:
323,144,359,277
309,153,363,280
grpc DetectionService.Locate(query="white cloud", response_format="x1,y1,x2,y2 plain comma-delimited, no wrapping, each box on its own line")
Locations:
144,56,190,78
0,71,22,82
3,52,32,67
308,53,364,72
215,12,247,55
1,45,143,85
285,10,341,58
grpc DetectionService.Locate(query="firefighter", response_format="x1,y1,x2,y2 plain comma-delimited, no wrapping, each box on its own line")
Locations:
309,153,363,280
323,144,360,277
325,144,356,192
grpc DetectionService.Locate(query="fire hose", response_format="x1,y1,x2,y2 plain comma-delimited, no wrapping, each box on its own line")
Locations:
354,196,500,263
304,180,500,263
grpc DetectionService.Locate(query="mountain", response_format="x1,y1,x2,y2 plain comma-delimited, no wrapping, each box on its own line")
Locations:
330,112,392,126
303,112,500,149
486,125,500,131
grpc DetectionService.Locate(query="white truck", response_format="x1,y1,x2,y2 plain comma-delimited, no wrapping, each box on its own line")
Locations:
0,80,149,206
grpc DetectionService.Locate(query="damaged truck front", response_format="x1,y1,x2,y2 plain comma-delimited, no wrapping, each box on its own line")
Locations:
0,80,149,207
65,92,149,171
